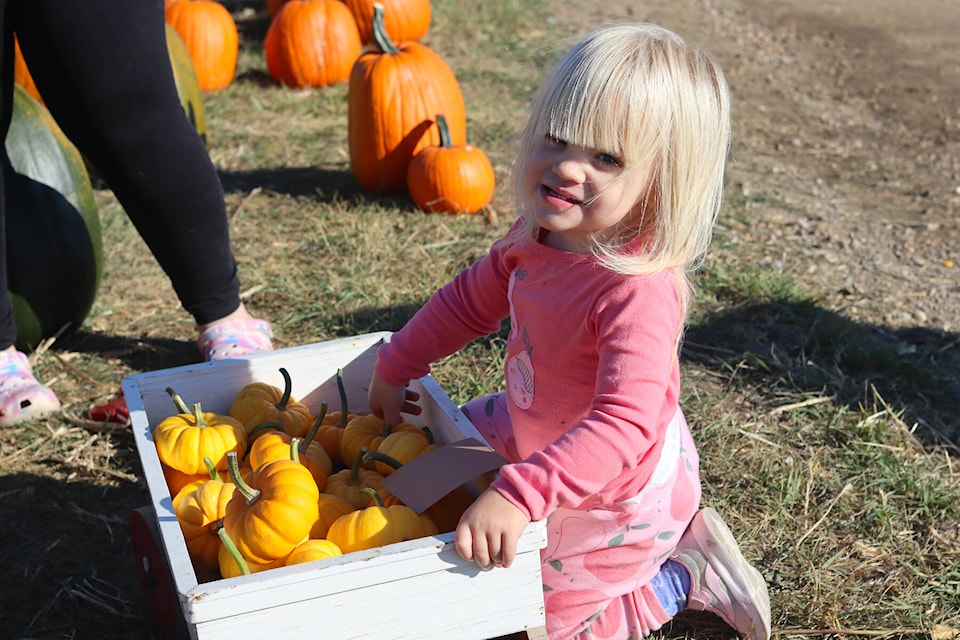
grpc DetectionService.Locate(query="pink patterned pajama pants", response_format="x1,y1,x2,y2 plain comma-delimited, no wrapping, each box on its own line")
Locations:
461,393,702,640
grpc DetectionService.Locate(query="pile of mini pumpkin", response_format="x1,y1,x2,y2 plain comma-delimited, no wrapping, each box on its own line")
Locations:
153,367,474,580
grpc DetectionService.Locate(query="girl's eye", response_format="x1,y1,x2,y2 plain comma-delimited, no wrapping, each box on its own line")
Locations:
597,152,622,167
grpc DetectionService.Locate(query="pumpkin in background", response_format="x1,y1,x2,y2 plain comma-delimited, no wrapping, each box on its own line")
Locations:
165,24,208,140
265,0,362,88
407,114,496,214
229,367,314,439
343,0,430,45
165,0,239,92
4,85,103,352
12,36,42,104
267,0,290,17
348,2,466,194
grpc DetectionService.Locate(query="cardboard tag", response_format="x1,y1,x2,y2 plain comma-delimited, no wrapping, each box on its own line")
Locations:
381,438,509,513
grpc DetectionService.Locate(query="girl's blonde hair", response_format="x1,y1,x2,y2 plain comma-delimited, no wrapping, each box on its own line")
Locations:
510,23,731,312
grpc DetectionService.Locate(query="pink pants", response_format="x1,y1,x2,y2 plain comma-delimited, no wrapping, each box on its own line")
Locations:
462,393,701,640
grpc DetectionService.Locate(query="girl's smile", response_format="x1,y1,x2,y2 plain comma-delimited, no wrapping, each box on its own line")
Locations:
525,136,653,252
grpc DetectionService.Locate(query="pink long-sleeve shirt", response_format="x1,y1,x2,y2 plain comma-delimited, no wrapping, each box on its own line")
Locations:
375,228,683,522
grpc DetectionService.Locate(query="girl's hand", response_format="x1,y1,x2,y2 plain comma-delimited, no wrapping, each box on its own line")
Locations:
455,488,530,570
367,370,420,425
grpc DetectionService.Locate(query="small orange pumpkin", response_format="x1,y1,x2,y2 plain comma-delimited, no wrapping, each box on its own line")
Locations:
408,114,496,214
340,413,422,471
154,388,247,475
285,538,343,566
315,369,360,467
172,458,235,571
246,411,333,491
311,493,357,539
343,0,430,45
230,367,314,439
366,427,436,476
348,2,466,194
222,449,320,564
325,448,391,509
265,0,362,88
165,0,239,92
217,527,285,578
326,488,437,554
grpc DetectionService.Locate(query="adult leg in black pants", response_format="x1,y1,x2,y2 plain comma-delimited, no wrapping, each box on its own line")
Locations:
0,0,273,425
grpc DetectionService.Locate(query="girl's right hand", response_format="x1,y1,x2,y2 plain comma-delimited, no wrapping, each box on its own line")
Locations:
367,370,421,425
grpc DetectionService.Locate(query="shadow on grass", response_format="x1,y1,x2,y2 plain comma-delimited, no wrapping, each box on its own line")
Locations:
683,299,960,449
0,472,158,640
219,165,416,212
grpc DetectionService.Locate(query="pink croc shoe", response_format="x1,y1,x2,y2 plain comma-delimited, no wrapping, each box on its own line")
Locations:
670,507,771,640
0,350,61,426
196,318,274,362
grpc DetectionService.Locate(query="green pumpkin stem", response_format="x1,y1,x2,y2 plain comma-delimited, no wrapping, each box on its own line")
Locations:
371,3,399,55
435,114,452,149
360,486,386,508
290,437,301,463
202,456,222,482
192,403,208,428
165,387,190,414
217,527,251,576
362,449,402,470
422,425,434,444
227,451,261,505
348,447,367,485
336,369,350,427
275,367,293,411
300,401,329,455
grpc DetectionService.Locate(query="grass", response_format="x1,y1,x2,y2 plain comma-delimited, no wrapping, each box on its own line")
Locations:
0,0,958,638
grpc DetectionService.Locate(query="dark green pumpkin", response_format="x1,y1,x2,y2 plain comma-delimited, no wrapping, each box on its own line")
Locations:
4,85,103,351
166,24,207,142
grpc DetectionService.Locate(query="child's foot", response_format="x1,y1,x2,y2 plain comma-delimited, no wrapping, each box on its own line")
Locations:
196,317,274,361
0,350,61,426
670,507,771,640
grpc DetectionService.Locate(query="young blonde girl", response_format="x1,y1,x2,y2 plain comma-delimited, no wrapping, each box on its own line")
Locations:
368,23,771,639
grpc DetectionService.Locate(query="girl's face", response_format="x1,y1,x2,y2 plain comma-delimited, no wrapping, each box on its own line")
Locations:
523,135,654,252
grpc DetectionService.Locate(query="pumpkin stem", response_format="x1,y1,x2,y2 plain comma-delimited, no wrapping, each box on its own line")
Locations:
336,369,350,427
203,456,222,482
290,437,301,463
435,114,452,149
192,403,208,428
360,486,386,508
422,425,435,444
166,387,190,414
217,527,251,576
371,3,399,55
248,420,284,441
275,367,294,411
300,401,329,455
362,449,402,470
348,447,367,486
227,451,262,505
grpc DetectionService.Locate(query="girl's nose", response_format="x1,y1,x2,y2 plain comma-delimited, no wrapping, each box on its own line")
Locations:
552,154,586,182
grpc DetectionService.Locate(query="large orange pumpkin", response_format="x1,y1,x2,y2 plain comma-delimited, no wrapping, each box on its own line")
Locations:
343,0,430,45
407,114,496,214
348,2,466,194
265,0,362,88
165,0,239,92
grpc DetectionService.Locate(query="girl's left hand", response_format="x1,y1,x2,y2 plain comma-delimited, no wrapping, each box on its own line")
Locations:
455,488,530,570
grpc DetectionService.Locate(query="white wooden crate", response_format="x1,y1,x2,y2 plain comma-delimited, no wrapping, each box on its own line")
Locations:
124,332,548,640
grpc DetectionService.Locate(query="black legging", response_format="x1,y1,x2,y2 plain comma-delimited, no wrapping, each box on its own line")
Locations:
0,0,242,349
